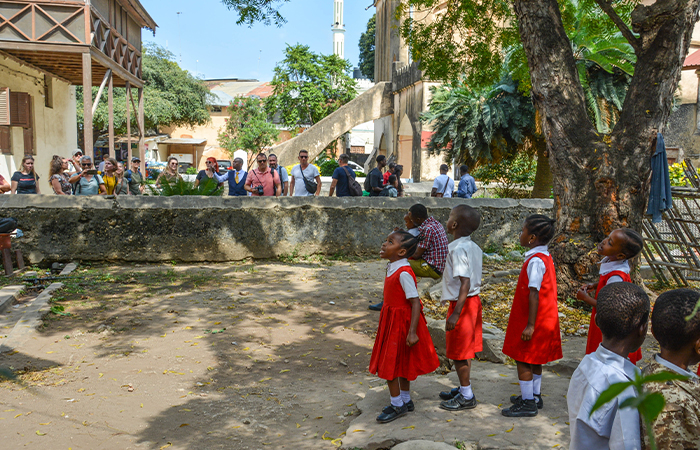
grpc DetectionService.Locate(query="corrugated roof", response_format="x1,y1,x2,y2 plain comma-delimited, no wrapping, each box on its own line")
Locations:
210,81,271,98
684,49,700,70
159,138,208,145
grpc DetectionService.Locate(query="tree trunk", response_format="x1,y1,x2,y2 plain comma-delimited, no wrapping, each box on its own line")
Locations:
531,137,552,198
513,0,700,297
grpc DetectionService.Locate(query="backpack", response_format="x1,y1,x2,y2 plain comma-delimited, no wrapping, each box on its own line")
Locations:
364,168,378,193
342,166,363,197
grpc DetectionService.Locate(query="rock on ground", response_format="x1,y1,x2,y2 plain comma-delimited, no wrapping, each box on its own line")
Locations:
392,440,460,449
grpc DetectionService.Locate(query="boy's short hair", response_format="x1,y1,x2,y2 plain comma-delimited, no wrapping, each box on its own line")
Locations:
460,165,469,174
409,203,428,220
376,155,386,163
597,283,650,341
651,288,700,351
388,175,397,184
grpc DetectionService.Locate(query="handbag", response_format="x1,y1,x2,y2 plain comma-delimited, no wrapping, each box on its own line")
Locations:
342,166,363,197
300,166,318,194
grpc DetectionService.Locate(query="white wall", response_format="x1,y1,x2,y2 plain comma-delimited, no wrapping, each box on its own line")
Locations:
0,55,77,186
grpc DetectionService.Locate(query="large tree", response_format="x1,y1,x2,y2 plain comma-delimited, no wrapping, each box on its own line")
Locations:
77,43,211,144
358,14,376,81
219,96,279,162
265,44,357,129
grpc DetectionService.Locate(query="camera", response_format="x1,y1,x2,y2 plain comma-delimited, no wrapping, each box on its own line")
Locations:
256,185,264,196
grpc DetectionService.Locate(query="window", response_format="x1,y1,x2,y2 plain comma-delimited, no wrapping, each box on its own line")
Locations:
0,90,34,155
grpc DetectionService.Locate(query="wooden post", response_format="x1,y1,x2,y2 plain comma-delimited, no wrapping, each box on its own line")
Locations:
126,81,131,162
82,52,92,156
108,70,114,158
138,86,144,174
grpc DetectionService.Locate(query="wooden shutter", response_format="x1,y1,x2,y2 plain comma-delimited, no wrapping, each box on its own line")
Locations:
0,126,10,154
0,88,9,126
9,92,30,128
23,127,33,155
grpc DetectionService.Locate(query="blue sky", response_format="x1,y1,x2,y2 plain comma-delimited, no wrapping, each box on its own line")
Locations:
141,0,375,81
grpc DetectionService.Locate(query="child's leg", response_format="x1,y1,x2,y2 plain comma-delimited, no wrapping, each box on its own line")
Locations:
532,364,542,396
376,378,409,423
454,359,473,399
516,361,534,400
398,378,412,405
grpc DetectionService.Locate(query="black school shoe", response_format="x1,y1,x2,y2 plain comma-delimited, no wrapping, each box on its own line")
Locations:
439,387,460,400
368,301,383,311
405,400,414,412
501,398,538,417
510,394,544,409
376,403,408,423
439,393,477,411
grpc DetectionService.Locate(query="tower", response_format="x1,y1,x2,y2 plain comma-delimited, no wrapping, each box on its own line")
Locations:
332,0,345,59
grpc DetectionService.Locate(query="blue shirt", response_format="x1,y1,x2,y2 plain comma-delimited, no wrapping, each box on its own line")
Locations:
331,165,356,197
457,173,477,198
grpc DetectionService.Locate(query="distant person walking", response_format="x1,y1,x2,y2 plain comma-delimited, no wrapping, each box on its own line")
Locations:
213,157,248,196
290,149,321,197
457,165,477,199
269,154,289,196
366,155,387,196
329,154,356,197
11,155,40,194
245,153,281,197
431,164,454,198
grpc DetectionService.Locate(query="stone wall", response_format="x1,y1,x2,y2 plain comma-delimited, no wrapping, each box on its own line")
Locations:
0,196,553,264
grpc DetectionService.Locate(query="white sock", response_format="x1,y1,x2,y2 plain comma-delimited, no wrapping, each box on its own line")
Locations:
519,380,534,400
459,384,473,400
533,374,542,396
400,390,411,404
390,395,403,407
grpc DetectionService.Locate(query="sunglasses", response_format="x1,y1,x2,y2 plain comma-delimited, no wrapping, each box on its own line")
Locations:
74,153,83,157
299,156,308,159
257,159,267,163
81,163,92,167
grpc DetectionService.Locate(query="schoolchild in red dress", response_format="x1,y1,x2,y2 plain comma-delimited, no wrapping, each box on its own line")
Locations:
501,215,562,417
435,205,484,411
576,228,645,364
369,230,440,423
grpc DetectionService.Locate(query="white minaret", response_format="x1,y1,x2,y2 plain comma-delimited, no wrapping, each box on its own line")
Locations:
332,0,345,59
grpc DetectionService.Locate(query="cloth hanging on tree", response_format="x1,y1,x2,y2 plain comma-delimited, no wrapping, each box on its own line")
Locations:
646,133,673,223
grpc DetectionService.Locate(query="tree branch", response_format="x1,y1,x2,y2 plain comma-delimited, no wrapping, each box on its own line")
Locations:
594,0,642,53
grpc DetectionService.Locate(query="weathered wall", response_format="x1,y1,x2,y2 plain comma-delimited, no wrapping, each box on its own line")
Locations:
0,196,553,264
665,103,700,161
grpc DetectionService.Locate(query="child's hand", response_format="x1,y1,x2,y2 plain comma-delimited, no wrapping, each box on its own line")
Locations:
575,286,588,301
406,332,419,347
521,325,535,341
445,313,459,331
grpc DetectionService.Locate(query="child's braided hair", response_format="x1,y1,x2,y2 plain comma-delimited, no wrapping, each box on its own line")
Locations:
618,228,644,259
393,230,424,259
524,214,556,245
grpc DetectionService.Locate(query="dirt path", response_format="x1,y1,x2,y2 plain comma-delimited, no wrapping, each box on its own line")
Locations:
0,259,661,450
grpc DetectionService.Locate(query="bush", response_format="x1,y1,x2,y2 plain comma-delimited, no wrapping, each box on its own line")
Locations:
185,167,198,175
472,153,536,198
149,176,223,196
319,159,339,176
669,162,688,187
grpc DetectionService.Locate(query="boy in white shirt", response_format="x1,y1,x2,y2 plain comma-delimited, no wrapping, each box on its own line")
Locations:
567,282,650,450
437,205,483,410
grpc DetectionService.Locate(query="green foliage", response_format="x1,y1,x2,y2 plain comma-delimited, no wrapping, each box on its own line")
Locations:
669,162,688,187
219,96,279,157
472,153,536,198
591,371,689,450
319,159,339,176
149,176,223,197
219,0,289,26
185,167,198,175
358,14,376,81
266,44,357,128
77,43,211,135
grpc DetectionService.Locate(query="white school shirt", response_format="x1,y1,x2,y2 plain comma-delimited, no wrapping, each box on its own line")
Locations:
441,236,482,301
386,259,419,299
599,257,630,284
407,228,420,237
567,345,642,450
432,174,454,198
524,245,549,291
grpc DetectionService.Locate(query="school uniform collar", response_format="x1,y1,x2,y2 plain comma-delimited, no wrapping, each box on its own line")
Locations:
654,354,698,379
524,245,550,257
595,345,640,380
599,257,630,275
387,258,410,277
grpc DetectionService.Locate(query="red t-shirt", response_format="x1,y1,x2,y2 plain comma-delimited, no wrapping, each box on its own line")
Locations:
245,168,280,196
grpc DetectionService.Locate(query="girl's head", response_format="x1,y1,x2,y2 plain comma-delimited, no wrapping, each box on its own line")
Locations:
21,155,35,173
167,156,179,173
116,162,125,177
104,157,118,174
380,230,422,261
49,155,64,177
598,228,643,261
520,214,556,248
206,157,218,170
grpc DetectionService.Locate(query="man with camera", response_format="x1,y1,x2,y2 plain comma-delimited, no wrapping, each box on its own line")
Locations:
245,153,281,197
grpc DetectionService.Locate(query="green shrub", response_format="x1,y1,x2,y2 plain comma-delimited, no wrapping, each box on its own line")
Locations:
473,153,536,198
149,176,223,196
186,167,198,175
319,159,339,176
669,162,688,187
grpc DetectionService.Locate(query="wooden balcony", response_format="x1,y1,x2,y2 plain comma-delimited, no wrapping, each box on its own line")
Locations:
0,0,154,87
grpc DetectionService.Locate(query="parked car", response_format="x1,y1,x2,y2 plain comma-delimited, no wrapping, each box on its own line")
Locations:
218,160,233,173
348,161,364,173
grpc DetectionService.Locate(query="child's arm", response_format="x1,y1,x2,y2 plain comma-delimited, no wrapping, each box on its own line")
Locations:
446,277,471,331
406,296,421,347
576,281,599,307
522,287,539,341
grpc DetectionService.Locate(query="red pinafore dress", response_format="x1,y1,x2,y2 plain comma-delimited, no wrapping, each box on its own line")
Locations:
369,266,439,381
585,270,643,364
502,253,563,365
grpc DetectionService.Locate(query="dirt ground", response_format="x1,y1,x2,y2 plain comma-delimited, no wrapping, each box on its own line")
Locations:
0,258,665,450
